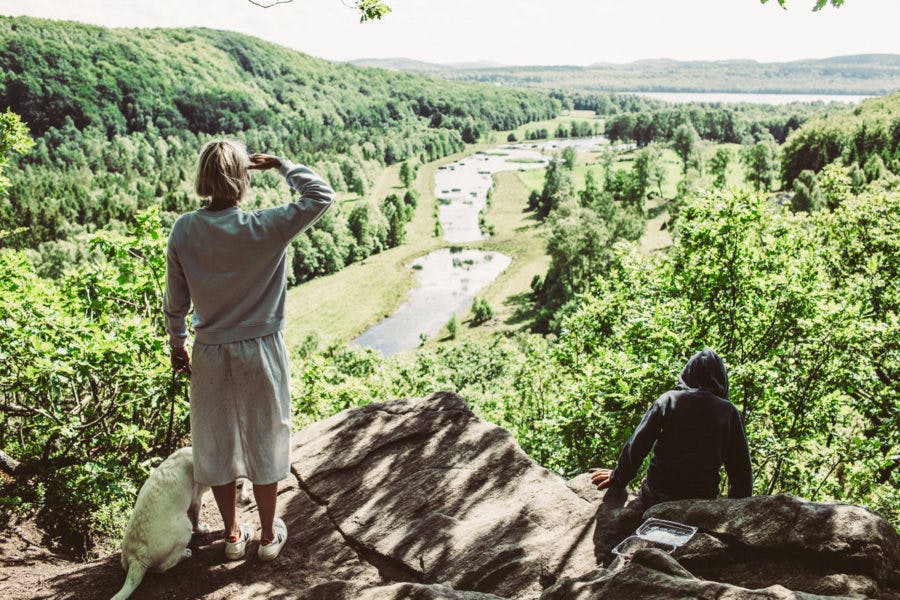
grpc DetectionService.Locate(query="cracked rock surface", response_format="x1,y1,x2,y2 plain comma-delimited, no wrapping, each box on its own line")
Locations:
542,548,866,600
9,392,899,599
289,392,598,599
646,495,900,598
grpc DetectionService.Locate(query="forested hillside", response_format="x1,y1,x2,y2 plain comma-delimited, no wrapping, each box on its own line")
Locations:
0,16,556,272
351,54,900,95
781,92,900,185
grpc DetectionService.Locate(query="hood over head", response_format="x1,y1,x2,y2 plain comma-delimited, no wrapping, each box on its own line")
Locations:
677,348,729,399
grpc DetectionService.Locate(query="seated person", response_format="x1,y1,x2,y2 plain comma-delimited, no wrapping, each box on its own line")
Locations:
592,348,753,510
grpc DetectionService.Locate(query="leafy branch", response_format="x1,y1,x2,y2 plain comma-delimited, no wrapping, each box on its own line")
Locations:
249,0,392,21
761,0,845,10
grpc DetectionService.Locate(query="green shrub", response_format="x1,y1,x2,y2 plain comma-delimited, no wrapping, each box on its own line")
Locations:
471,298,494,325
446,315,458,339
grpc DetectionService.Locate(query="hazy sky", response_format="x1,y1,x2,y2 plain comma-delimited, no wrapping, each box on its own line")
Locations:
1,0,898,65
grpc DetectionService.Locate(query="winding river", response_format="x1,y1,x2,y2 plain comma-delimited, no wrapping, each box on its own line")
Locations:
353,136,613,355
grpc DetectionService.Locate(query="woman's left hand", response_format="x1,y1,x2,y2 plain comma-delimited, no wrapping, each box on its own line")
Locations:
171,346,191,374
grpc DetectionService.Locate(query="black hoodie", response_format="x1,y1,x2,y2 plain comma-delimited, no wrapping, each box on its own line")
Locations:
609,349,753,500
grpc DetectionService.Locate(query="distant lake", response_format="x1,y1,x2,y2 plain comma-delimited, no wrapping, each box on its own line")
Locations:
631,92,876,105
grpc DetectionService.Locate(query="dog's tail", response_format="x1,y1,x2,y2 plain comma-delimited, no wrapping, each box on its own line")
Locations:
110,560,146,600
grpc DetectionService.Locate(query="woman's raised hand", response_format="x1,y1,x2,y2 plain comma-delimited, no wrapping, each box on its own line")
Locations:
248,153,281,171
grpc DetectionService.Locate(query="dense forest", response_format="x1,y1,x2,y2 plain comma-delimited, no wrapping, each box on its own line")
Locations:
780,93,900,184
0,16,556,278
0,15,897,561
350,54,900,95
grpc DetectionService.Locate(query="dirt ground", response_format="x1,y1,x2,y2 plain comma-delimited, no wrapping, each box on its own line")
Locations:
0,478,319,600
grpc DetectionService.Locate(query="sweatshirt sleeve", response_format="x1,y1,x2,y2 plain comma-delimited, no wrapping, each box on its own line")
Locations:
264,159,336,244
609,400,663,489
163,234,191,348
724,408,754,498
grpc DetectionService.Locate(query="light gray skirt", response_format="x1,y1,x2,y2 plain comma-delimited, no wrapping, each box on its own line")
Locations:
190,331,292,486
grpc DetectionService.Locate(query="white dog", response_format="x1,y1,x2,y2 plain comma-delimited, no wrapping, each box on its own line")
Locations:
111,446,209,600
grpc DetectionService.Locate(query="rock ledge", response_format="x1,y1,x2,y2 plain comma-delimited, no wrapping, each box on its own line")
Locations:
8,392,898,600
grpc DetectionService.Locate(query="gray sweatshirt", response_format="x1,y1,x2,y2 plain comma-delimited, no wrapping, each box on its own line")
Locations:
164,161,335,348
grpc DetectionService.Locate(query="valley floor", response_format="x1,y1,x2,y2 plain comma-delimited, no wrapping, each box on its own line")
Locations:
283,113,693,354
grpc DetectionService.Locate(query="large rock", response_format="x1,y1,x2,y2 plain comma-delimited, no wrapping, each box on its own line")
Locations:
646,495,900,598
9,392,900,599
541,548,863,600
299,580,505,599
289,392,598,598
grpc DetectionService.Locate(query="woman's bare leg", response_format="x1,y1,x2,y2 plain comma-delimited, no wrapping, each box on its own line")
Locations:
211,481,239,539
253,483,278,543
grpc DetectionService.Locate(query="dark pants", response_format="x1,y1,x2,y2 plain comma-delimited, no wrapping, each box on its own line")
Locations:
627,478,671,513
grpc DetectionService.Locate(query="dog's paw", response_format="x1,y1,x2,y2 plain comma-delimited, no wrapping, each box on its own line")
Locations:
182,548,193,559
193,523,210,535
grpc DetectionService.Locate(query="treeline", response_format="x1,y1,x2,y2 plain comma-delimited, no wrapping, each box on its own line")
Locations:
603,103,819,146
549,91,669,114
515,119,600,142
290,188,418,284
780,92,900,186
595,91,900,194
551,91,851,149
0,17,557,260
429,55,900,95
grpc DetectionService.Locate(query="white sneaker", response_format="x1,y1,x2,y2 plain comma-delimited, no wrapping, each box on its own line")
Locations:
224,523,253,560
258,518,288,562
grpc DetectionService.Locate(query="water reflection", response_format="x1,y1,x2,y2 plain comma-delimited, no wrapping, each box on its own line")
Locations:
352,249,511,355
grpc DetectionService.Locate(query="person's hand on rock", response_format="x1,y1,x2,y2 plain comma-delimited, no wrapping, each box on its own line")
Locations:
591,468,614,489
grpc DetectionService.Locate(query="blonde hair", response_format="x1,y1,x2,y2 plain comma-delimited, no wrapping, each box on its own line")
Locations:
194,139,250,202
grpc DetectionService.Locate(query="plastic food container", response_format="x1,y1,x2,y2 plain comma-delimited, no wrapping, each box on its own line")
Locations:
611,518,698,557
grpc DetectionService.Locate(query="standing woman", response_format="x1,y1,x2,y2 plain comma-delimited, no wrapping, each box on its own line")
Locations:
164,140,334,561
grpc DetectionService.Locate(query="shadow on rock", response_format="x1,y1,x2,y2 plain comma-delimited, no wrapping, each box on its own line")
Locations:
645,494,900,598
16,393,900,600
287,392,600,599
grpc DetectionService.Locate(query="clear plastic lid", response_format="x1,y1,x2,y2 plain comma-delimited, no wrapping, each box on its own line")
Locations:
634,518,698,548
